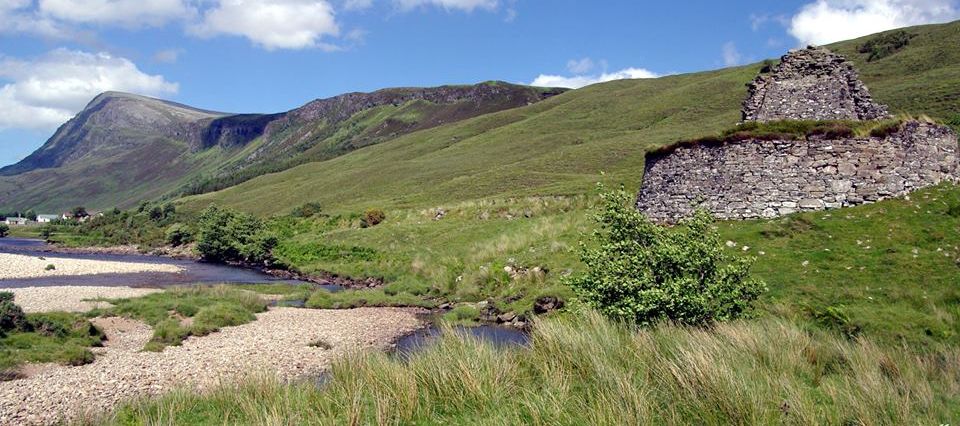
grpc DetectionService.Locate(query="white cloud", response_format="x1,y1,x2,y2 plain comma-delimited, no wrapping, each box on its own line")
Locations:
789,0,960,45
37,0,195,27
566,57,595,74
722,42,743,67
395,0,498,12
0,49,178,130
530,67,659,89
193,0,340,50
0,0,74,38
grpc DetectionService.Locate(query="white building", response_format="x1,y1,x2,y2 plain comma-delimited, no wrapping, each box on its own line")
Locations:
37,214,59,223
4,217,28,226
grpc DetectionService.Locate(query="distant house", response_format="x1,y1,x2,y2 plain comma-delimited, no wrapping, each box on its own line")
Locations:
4,217,28,226
37,214,59,223
61,213,72,220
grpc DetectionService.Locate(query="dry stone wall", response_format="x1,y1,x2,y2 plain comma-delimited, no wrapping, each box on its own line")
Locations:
636,121,958,222
742,46,889,122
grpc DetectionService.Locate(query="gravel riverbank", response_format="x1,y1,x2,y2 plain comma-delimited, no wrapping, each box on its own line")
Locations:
7,286,161,313
0,253,182,280
0,307,424,425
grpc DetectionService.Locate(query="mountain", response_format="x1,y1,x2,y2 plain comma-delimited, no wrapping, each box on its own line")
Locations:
186,21,960,215
0,82,565,211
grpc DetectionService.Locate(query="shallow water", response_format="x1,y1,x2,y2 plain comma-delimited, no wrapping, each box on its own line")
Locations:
0,237,327,289
392,324,530,360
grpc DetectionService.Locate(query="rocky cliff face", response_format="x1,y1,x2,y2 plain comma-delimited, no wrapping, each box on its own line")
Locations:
742,46,890,122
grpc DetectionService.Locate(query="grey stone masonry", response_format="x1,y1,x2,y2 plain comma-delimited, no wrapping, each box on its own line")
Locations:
636,121,958,223
742,46,890,122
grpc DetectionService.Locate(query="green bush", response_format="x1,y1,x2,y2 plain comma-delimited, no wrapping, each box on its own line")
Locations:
858,30,913,61
290,202,324,218
0,223,8,238
164,223,192,247
196,206,277,264
361,208,386,228
567,185,767,326
45,264,55,271
0,299,29,333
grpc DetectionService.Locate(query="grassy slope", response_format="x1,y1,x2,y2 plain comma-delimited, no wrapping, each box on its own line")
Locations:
185,68,749,214
178,22,960,346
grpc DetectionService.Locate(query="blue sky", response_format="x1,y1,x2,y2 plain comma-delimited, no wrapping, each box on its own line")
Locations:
1,0,958,167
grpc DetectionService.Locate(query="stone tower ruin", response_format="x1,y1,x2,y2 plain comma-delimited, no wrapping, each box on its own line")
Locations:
636,46,959,223
742,46,890,122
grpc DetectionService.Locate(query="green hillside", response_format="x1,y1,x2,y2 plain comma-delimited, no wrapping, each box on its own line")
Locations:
0,83,559,212
173,21,960,346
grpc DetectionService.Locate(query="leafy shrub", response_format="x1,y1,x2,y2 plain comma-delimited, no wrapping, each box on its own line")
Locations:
0,292,12,303
361,208,386,228
0,224,8,238
290,202,324,218
196,206,277,264
164,223,192,246
858,30,913,61
0,298,28,333
567,185,767,326
29,316,68,337
45,264,55,271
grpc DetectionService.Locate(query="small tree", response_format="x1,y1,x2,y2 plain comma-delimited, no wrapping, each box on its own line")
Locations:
71,206,89,219
165,223,192,247
196,206,276,264
0,224,8,238
568,185,766,326
25,210,37,221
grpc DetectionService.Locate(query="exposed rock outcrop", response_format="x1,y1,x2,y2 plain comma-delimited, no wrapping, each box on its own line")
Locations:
742,46,890,122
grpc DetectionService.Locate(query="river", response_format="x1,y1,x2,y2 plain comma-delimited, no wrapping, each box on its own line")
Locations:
0,237,313,289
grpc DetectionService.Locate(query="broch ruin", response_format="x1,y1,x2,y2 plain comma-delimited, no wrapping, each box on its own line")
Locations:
636,46,959,222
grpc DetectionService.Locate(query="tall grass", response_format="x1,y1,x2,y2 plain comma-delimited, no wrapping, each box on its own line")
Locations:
96,311,959,425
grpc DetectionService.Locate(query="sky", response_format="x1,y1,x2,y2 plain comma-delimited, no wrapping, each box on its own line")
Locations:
1,0,958,167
